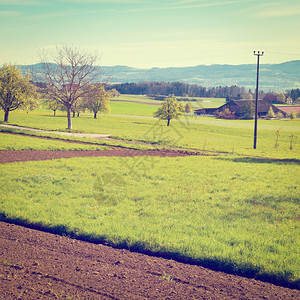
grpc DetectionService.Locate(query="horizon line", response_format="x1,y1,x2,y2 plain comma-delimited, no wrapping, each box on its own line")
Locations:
16,59,300,69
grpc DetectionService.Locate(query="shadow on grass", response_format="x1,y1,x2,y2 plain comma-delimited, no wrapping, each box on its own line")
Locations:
133,121,152,125
42,114,67,118
0,212,299,290
214,156,300,165
42,114,94,120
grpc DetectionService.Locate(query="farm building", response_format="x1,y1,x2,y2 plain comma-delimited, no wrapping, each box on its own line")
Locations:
195,100,286,118
217,100,285,118
194,107,219,115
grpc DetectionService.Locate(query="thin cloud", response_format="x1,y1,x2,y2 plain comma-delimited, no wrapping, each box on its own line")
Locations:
174,0,256,9
60,0,143,3
125,0,257,13
26,10,84,19
255,5,300,18
0,10,21,16
0,0,43,4
175,0,206,4
25,7,115,20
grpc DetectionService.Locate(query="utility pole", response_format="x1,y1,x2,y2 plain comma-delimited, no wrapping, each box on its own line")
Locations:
253,51,264,149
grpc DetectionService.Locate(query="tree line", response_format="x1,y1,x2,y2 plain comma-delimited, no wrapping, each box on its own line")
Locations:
106,82,250,99
107,81,268,100
106,82,300,104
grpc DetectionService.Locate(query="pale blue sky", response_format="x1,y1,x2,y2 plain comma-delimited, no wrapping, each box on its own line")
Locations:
0,0,299,68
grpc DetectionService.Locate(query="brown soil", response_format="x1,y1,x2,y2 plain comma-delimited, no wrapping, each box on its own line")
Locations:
1,222,299,299
0,147,201,164
0,131,204,164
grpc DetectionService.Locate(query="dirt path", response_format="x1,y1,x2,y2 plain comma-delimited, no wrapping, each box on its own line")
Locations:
0,124,111,139
1,222,299,299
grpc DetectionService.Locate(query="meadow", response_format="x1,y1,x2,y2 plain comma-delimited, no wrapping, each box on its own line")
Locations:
0,99,299,287
0,153,299,287
112,94,226,109
0,132,110,151
2,108,300,160
112,94,162,104
110,101,157,116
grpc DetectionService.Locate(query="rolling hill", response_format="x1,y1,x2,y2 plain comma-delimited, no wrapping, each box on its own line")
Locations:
19,60,300,92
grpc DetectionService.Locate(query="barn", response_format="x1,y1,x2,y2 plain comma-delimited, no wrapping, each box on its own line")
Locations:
214,100,285,118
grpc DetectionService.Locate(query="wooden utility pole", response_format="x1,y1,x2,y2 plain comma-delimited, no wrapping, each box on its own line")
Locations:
253,51,264,149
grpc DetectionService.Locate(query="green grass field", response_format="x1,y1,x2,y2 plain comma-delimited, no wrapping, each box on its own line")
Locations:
0,98,299,288
112,94,162,104
2,110,299,159
110,101,157,115
0,132,110,151
112,94,226,109
0,154,299,287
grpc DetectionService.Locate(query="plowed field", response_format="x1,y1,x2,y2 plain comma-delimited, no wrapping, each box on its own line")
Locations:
1,222,299,299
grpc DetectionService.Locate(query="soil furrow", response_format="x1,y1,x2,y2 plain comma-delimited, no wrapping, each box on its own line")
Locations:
1,222,299,299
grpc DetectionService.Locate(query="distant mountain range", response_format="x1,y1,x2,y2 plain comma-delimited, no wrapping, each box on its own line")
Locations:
19,60,300,92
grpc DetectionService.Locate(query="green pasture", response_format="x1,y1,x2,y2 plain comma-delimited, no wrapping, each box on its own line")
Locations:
188,97,225,109
112,94,161,104
110,101,157,115
2,110,299,159
112,94,225,109
0,127,155,151
0,104,299,287
0,132,110,151
0,154,299,287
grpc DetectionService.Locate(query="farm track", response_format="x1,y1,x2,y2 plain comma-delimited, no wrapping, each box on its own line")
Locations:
0,131,206,164
0,124,111,139
1,221,299,299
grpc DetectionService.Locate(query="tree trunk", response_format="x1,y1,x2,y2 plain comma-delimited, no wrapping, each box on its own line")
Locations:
53,110,56,117
77,112,80,117
4,110,9,122
167,118,170,126
67,108,72,130
94,112,97,119
72,111,75,118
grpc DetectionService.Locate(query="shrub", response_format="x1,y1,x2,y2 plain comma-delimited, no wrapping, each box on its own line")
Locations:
216,108,236,119
288,111,296,120
239,102,254,119
276,112,284,119
266,107,276,119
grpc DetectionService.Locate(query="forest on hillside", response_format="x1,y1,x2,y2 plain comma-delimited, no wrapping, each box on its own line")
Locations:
106,82,300,101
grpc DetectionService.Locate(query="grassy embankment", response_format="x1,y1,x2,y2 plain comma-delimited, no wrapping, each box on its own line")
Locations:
0,97,299,287
0,132,110,151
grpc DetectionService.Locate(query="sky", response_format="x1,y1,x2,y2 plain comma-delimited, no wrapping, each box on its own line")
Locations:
0,0,299,68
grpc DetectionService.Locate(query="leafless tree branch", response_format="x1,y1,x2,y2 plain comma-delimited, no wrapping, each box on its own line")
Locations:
38,45,102,129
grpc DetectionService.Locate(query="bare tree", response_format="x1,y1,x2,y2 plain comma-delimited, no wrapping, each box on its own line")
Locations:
38,46,102,129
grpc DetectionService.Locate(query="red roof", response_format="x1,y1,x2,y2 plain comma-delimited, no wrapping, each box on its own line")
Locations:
277,106,300,114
